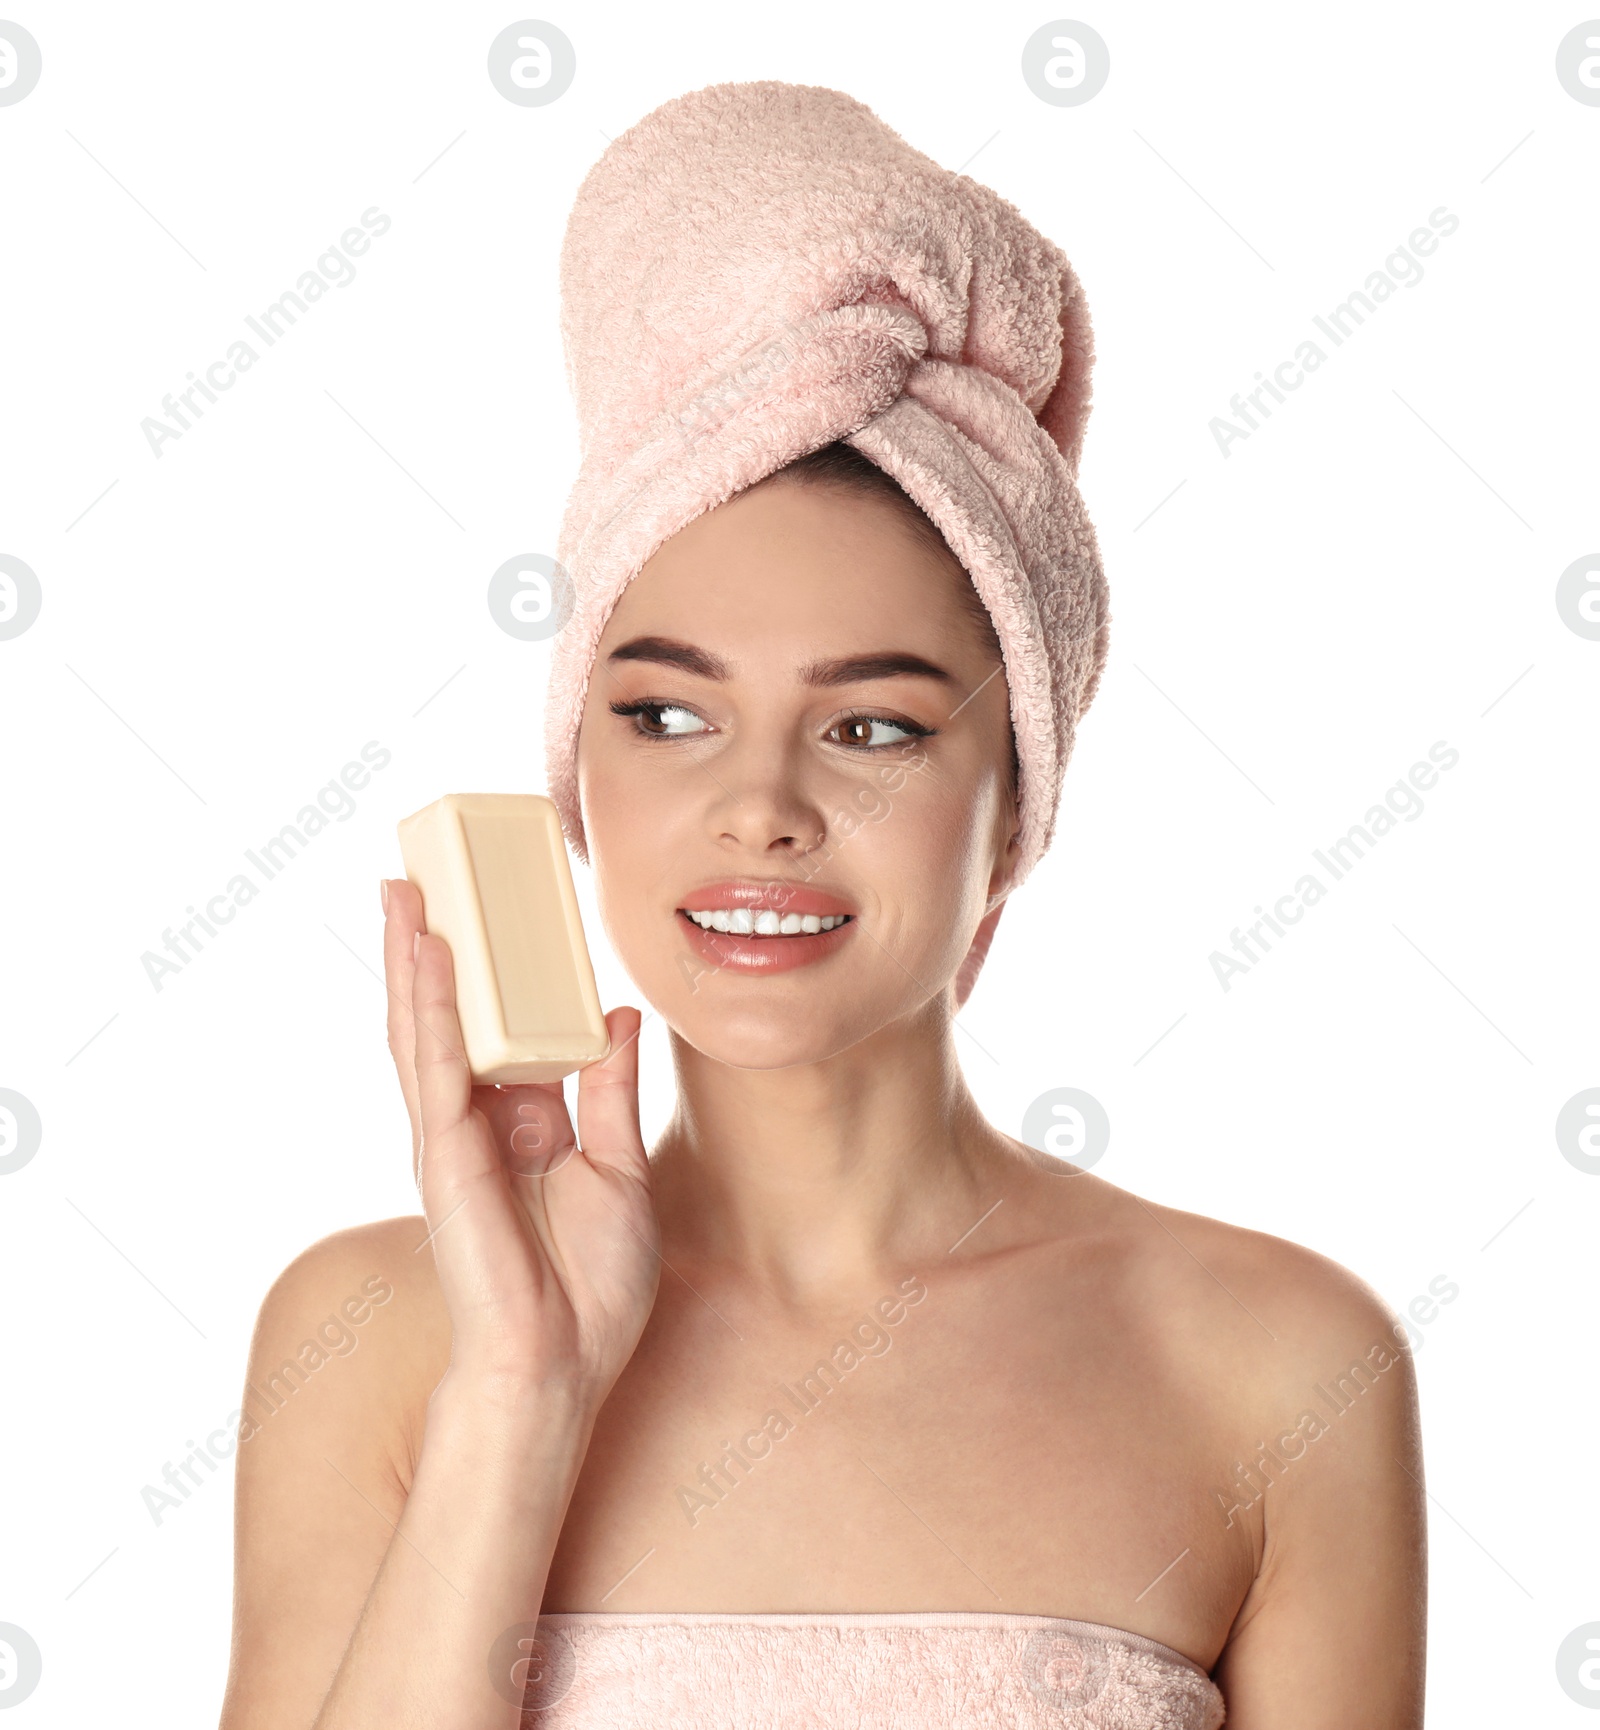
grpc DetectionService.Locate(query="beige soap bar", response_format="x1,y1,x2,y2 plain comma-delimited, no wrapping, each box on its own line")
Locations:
397,793,610,1084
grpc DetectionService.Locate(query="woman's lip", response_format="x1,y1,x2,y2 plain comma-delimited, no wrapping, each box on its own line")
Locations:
675,879,855,918
674,908,856,974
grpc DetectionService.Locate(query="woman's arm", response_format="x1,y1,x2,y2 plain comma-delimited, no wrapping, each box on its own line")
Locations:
1212,1269,1428,1729
219,1230,604,1729
219,883,660,1728
314,1369,601,1726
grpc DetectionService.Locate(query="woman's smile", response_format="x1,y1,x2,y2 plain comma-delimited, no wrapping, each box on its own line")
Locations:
675,877,858,973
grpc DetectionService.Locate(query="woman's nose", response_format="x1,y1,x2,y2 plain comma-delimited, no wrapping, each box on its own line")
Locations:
702,732,828,855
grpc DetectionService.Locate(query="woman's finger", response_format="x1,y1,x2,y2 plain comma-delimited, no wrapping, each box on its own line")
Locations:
409,932,486,1202
573,1006,648,1182
380,877,426,1165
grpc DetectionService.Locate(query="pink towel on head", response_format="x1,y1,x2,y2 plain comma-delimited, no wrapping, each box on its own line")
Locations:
507,1611,1225,1728
543,80,1109,891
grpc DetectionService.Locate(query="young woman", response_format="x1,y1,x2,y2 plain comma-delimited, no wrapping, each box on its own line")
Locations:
220,83,1425,1730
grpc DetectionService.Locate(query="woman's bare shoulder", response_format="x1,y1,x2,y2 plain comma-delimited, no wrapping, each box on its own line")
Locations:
244,1214,449,1455
1066,1170,1414,1406
222,1222,451,1722
255,1212,438,1287
1058,1186,1428,1715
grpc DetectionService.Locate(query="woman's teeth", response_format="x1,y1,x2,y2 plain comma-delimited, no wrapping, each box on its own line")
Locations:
683,909,851,936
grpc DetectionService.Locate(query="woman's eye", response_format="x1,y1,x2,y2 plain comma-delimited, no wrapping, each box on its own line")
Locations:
832,715,921,749
629,702,707,738
610,700,930,751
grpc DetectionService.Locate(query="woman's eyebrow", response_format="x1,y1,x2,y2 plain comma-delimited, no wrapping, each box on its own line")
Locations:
607,635,954,687
608,635,727,678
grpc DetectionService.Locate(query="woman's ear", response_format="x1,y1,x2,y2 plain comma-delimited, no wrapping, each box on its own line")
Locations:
985,815,1022,912
954,899,1007,1012
958,810,1020,1009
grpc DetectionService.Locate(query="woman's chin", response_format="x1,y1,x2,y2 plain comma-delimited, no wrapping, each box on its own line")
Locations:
665,1004,891,1072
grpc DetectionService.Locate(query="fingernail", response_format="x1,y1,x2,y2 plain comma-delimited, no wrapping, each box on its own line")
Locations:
413,930,421,962
380,878,389,914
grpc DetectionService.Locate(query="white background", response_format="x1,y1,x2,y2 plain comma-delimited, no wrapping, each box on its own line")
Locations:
2,2,1596,1724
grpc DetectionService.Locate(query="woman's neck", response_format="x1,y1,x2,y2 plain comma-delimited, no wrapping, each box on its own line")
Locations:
648,998,1019,1301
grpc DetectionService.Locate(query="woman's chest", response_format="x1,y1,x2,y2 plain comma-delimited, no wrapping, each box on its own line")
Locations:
542,1272,1259,1668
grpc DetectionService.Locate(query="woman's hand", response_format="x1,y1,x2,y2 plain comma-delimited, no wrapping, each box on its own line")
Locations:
379,876,661,1398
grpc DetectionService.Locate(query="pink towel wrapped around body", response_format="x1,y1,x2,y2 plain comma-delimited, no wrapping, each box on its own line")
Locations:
544,80,1109,892
507,1611,1225,1727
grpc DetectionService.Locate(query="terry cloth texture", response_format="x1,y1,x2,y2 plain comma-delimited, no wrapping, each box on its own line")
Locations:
511,1612,1226,1728
544,80,1109,891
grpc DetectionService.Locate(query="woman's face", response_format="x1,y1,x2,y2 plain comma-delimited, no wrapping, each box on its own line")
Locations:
575,476,1020,1069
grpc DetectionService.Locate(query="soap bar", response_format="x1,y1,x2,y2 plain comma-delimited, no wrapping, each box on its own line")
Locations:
397,793,611,1084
